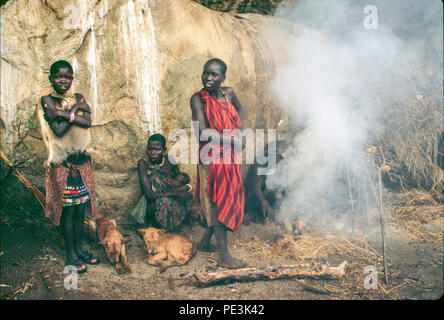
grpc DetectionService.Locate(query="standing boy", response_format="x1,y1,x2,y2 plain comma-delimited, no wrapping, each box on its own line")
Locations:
38,60,99,273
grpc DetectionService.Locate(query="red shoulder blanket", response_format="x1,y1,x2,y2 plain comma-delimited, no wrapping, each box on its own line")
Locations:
192,89,244,233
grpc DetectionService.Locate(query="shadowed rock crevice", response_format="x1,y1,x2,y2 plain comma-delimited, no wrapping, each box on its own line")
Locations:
192,0,290,15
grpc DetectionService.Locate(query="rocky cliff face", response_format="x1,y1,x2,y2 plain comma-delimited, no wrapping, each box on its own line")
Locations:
1,0,304,217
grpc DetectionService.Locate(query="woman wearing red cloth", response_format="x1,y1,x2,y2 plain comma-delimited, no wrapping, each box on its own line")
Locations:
190,58,246,268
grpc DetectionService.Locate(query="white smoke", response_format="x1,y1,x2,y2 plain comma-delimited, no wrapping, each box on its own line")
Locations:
264,0,442,234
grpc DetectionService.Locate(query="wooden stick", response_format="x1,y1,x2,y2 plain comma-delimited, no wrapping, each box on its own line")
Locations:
1,150,46,209
364,170,370,226
377,167,389,285
194,261,347,286
346,168,355,235
366,168,389,285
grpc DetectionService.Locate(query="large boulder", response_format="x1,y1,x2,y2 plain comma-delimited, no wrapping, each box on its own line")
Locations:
1,0,306,217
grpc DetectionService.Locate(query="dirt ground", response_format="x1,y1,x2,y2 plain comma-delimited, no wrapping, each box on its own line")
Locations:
0,177,442,301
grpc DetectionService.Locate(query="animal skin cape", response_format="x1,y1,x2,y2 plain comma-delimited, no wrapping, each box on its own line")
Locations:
37,88,91,166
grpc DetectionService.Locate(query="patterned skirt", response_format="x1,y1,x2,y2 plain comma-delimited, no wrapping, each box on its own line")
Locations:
151,196,186,231
130,195,187,231
45,160,98,226
62,166,90,207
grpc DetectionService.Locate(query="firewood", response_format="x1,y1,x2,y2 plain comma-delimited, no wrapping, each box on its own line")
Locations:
194,261,347,286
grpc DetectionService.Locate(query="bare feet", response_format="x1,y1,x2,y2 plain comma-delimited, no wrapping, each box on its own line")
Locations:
77,251,100,265
66,255,87,274
217,252,247,269
196,242,217,252
213,224,247,269
197,227,215,252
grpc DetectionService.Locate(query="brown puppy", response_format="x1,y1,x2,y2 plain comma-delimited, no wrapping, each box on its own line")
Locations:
88,218,131,274
137,227,196,273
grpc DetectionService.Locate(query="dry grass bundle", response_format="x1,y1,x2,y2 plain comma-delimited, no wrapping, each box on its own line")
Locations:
388,189,443,243
377,95,443,198
234,223,382,262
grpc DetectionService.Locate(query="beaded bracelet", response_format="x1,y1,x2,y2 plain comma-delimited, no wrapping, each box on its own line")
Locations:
69,112,75,123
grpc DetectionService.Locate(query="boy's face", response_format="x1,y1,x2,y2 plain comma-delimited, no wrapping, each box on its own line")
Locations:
147,140,165,163
201,62,226,92
49,67,73,94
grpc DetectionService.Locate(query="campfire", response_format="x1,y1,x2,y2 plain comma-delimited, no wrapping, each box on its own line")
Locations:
279,219,306,235
274,219,307,248
294,220,306,235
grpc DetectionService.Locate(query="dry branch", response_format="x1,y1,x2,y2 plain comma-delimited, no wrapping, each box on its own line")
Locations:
346,168,355,234
194,261,347,286
378,167,389,285
366,167,389,285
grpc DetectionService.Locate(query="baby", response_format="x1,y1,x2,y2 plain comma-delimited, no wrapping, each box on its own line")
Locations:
175,172,191,190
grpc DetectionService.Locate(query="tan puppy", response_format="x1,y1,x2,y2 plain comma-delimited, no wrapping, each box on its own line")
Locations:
137,227,196,273
88,218,131,274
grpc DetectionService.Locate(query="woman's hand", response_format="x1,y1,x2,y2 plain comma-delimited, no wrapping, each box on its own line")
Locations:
171,186,193,201
176,185,191,192
173,192,193,202
164,177,180,188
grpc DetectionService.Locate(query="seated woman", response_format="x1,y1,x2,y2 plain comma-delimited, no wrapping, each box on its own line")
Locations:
130,134,193,231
